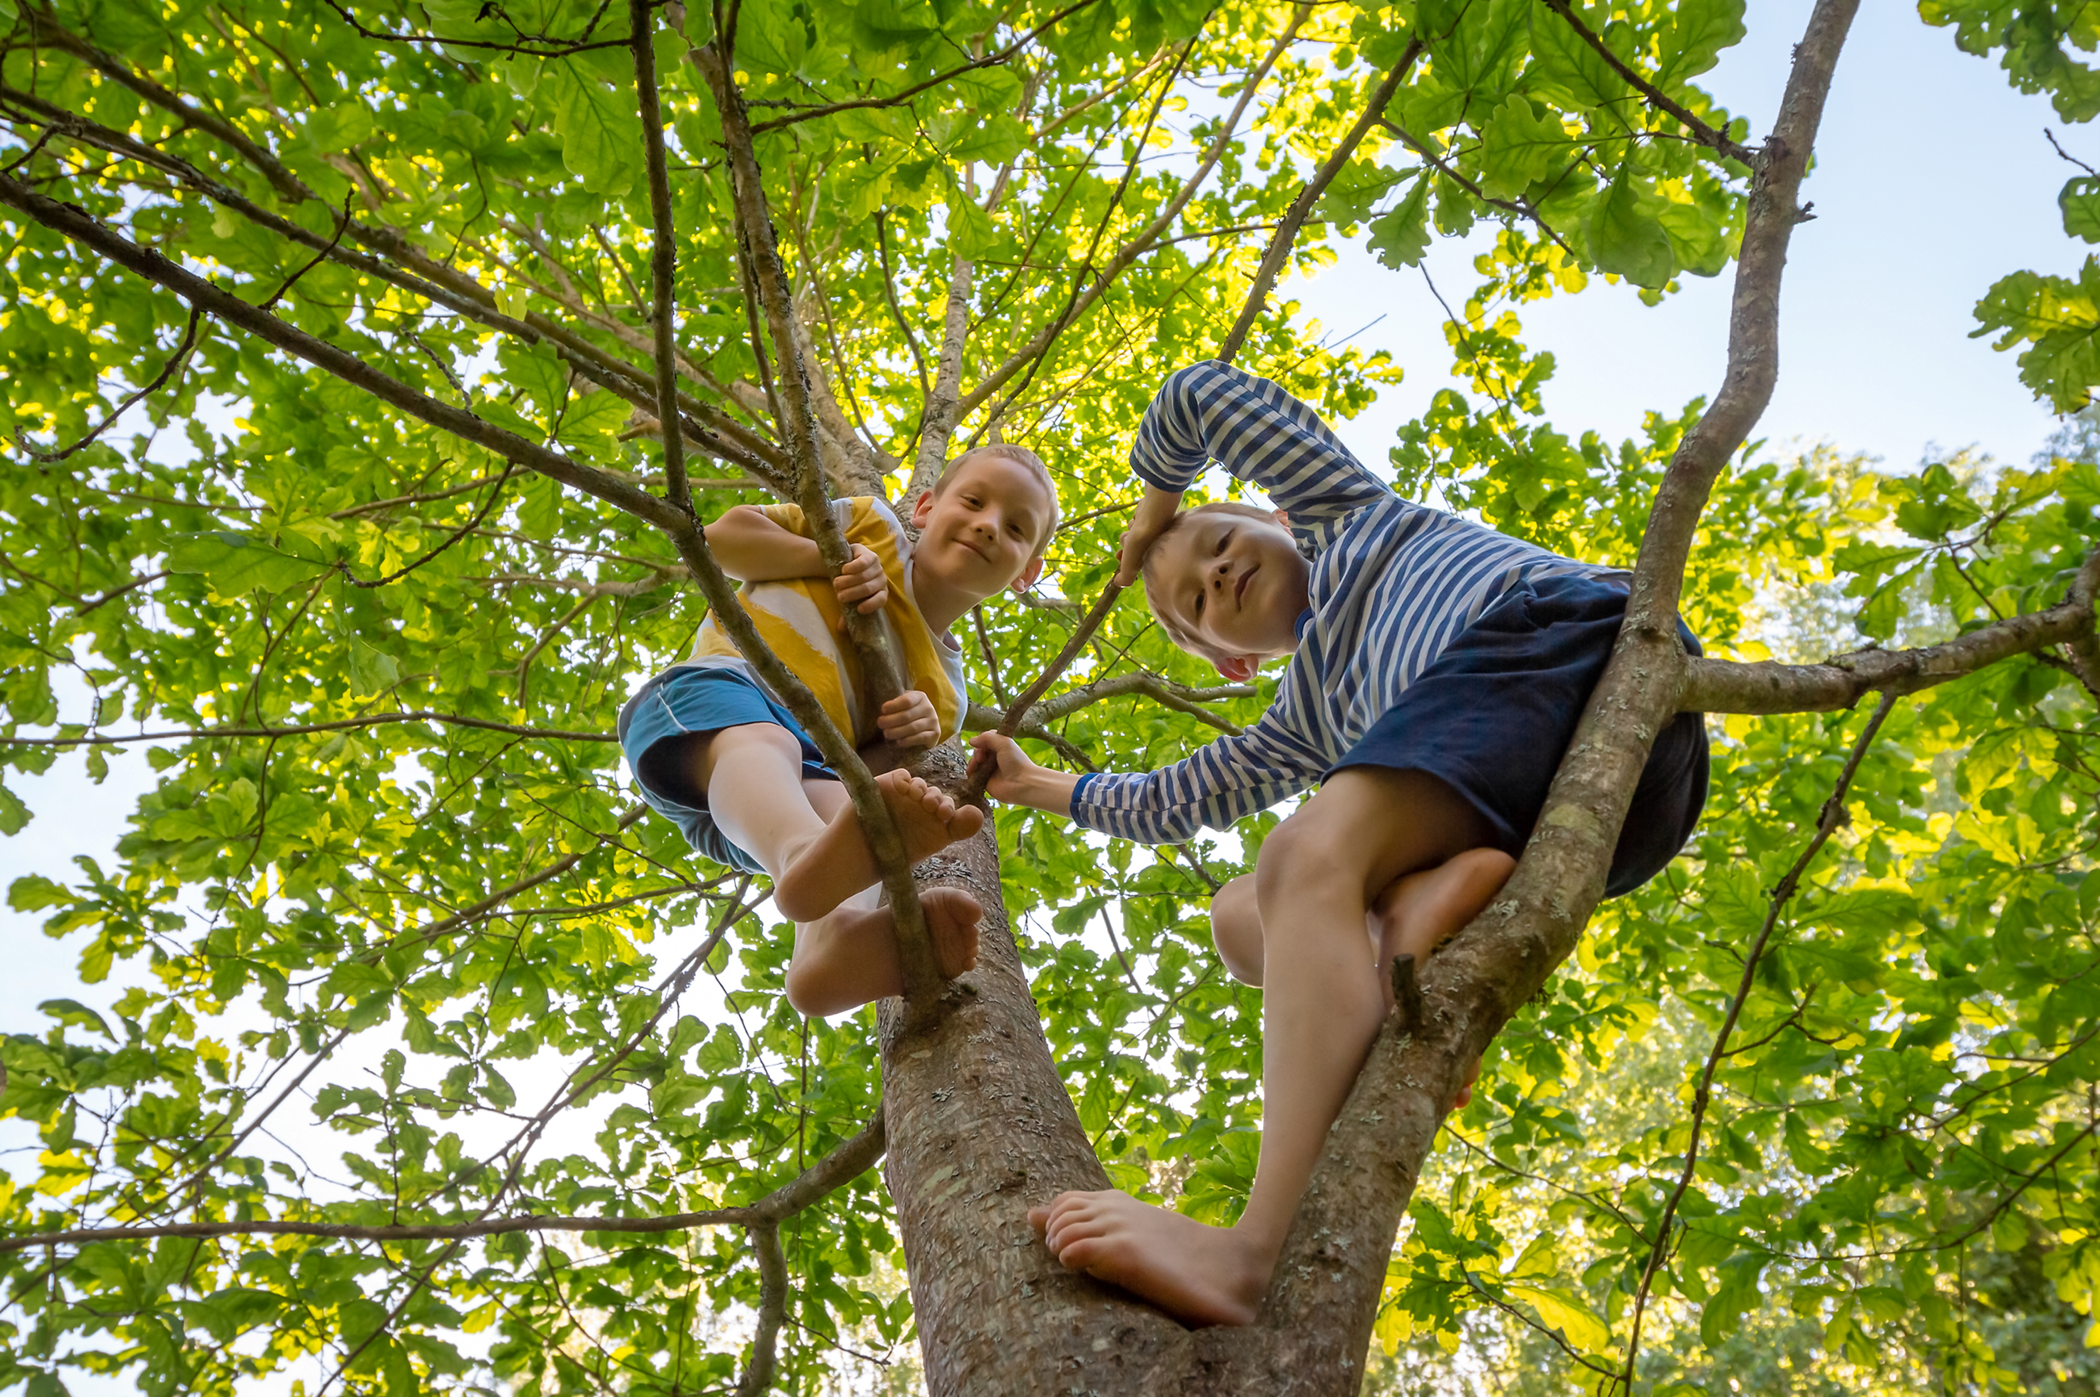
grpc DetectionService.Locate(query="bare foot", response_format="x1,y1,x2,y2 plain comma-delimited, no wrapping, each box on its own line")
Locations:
1373,847,1514,1108
785,887,982,1017
1029,1190,1270,1327
774,770,986,921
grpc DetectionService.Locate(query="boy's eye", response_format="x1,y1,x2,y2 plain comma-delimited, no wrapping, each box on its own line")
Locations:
1214,529,1233,555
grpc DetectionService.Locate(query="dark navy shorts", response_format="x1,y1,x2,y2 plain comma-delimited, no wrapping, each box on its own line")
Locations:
1330,574,1708,899
617,665,834,873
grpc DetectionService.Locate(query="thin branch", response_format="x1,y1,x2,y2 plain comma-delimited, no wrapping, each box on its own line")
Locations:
16,307,202,463
736,1223,788,1397
1616,691,1898,1392
956,9,1302,418
0,712,618,747
5,1112,885,1254
1538,0,1758,166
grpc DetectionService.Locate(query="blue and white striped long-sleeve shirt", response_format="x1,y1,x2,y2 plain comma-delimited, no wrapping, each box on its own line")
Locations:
1069,361,1606,845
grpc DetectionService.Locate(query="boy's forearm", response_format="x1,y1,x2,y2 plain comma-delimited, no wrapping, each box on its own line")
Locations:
1012,766,1081,818
703,507,826,581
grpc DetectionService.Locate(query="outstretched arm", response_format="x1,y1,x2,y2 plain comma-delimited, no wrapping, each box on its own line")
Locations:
971,688,1323,845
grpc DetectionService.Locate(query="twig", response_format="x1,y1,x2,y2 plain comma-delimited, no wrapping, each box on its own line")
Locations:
18,308,202,464
1538,0,1758,166
1216,39,1422,363
747,0,1104,133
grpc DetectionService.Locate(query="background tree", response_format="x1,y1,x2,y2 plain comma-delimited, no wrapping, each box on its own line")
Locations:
1,1,2096,1395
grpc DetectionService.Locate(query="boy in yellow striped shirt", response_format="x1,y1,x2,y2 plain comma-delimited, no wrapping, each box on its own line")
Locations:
619,446,1058,1015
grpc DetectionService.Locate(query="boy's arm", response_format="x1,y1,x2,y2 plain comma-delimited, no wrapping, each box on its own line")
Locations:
1132,361,1392,537
704,504,888,611
969,698,1322,845
703,505,824,581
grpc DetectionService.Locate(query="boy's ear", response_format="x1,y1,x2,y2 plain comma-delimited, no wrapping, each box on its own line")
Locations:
1214,654,1257,683
910,489,936,528
1008,556,1046,593
1272,508,1289,529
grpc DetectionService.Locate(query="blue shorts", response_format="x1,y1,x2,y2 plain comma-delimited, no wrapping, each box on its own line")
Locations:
617,665,834,873
1329,574,1708,899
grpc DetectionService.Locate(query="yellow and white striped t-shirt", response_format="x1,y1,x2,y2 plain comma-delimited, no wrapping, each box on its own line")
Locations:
685,496,966,747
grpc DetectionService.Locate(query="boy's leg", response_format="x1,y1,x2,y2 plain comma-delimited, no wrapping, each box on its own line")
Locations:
700,723,984,922
1033,768,1491,1326
783,780,985,1017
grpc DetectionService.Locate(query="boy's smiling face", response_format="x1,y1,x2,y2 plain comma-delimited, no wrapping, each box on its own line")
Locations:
909,453,1054,616
1146,507,1310,681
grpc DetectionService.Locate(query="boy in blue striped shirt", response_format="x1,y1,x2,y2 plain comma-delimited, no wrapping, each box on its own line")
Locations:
970,361,1707,1326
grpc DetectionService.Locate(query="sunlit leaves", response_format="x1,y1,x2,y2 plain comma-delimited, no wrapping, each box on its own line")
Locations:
1974,259,2100,412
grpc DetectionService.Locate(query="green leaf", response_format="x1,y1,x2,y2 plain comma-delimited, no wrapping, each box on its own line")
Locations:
40,999,113,1038
347,638,401,697
541,62,641,197
1367,174,1433,269
1658,199,1730,278
2063,177,2100,243
166,531,333,596
736,0,809,75
1478,96,1564,201
1655,0,1746,86
306,105,375,153
9,874,69,913
1585,160,1676,289
1505,1282,1611,1351
1973,260,2100,413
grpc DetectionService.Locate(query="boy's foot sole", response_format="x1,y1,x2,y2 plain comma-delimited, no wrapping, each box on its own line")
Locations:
775,770,986,921
1029,1190,1268,1328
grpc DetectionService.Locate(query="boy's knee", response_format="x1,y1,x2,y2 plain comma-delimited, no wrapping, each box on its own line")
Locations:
1209,876,1263,986
1253,809,1356,900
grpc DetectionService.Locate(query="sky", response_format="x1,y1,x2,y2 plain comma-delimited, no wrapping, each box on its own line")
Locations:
0,1,2085,1366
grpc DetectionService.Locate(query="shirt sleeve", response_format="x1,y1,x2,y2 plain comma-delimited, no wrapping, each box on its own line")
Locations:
1067,682,1326,844
1130,361,1395,548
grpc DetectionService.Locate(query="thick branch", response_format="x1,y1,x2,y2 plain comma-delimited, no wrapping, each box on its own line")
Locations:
690,41,909,707
0,1112,884,1253
1682,563,2100,713
1216,39,1422,364
0,172,682,529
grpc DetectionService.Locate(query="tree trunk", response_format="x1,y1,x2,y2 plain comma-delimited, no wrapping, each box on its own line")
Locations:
880,746,1192,1392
